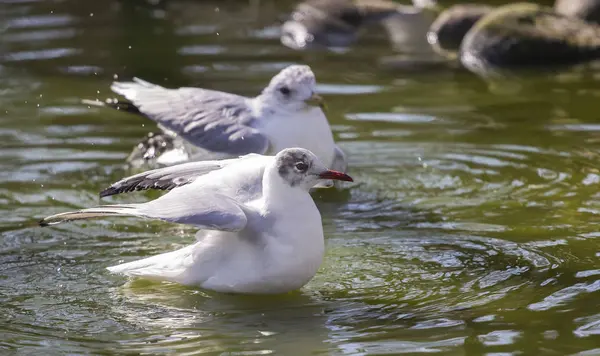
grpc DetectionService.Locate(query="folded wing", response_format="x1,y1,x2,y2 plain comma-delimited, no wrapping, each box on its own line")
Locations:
110,78,270,155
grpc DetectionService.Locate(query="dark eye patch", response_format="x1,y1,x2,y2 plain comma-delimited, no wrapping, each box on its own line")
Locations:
279,87,291,95
295,161,308,172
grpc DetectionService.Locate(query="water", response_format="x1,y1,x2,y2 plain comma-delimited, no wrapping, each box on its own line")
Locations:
2,0,600,354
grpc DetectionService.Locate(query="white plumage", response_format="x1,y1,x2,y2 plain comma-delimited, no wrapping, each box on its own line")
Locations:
86,65,347,174
39,148,353,294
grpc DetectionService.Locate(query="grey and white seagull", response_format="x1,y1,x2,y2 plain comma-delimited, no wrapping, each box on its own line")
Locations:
84,65,347,178
39,148,353,294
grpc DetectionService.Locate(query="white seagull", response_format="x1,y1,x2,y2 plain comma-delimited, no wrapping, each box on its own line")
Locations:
39,148,353,294
83,65,347,177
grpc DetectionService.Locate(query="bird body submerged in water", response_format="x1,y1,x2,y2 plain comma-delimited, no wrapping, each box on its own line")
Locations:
39,148,353,294
84,65,347,178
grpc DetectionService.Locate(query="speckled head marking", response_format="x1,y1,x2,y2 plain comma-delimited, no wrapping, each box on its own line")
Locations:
268,65,316,89
274,148,353,189
261,65,320,110
275,148,315,187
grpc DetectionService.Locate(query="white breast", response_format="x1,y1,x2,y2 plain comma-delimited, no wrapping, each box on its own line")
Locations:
259,203,325,292
260,107,336,168
194,195,325,294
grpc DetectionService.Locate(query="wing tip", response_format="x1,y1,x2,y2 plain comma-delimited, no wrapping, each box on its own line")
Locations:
98,184,144,199
99,188,115,198
38,218,50,227
38,216,63,227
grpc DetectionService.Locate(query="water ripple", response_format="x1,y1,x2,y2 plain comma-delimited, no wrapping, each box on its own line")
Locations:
6,14,74,29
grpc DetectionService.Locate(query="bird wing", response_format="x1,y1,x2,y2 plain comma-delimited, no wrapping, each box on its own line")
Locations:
41,187,249,232
99,153,266,198
110,78,270,155
137,188,249,231
100,158,236,198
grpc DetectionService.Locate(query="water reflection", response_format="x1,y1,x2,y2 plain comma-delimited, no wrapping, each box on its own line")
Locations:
114,285,331,354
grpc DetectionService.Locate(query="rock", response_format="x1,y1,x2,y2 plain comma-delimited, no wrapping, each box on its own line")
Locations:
459,3,600,75
554,0,600,24
427,4,493,59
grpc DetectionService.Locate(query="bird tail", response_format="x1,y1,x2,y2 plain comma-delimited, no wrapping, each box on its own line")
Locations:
110,77,163,98
39,205,144,227
106,244,195,283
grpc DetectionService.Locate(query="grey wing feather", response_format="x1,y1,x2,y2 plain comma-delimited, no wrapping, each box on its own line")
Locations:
111,79,270,155
100,160,230,198
138,187,248,231
40,189,248,232
99,154,264,198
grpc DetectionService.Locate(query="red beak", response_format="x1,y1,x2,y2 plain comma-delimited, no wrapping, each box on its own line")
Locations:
318,170,353,182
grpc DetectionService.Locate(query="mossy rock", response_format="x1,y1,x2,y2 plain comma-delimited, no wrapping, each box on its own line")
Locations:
428,4,494,59
460,3,600,74
554,0,600,24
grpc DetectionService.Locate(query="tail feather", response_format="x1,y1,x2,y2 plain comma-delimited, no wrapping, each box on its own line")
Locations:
39,205,143,227
132,77,158,87
82,77,164,116
107,244,195,283
110,78,164,100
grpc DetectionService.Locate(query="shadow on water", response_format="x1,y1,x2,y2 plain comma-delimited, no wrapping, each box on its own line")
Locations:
2,0,600,354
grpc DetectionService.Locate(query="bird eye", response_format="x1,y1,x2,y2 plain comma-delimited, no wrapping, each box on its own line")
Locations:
295,162,308,172
279,87,291,95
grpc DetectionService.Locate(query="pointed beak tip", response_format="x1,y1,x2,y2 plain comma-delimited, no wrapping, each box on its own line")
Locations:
318,170,353,182
306,93,327,111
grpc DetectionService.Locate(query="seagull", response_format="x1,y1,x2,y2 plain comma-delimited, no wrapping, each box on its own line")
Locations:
38,148,354,294
83,65,347,178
